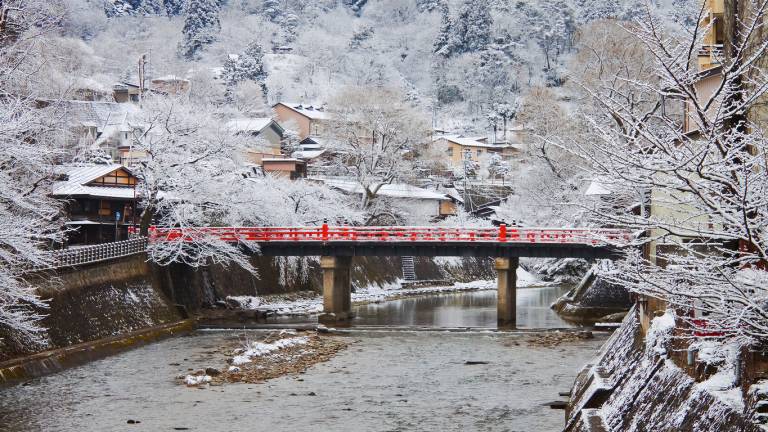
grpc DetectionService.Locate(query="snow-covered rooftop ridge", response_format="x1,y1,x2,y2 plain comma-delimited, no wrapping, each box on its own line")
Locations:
292,149,326,160
48,100,140,128
152,74,188,82
437,134,510,149
319,179,450,201
585,176,617,196
226,117,274,133
52,163,135,199
275,102,331,120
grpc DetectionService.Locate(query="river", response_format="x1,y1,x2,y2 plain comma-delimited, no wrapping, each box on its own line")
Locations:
0,286,607,432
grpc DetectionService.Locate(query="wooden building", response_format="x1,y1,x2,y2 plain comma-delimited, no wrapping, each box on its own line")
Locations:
272,102,331,139
53,164,139,245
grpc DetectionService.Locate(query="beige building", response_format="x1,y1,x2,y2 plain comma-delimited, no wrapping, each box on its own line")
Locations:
433,135,520,167
262,157,307,180
698,0,725,70
682,66,723,135
272,102,331,139
150,75,191,95
227,118,285,164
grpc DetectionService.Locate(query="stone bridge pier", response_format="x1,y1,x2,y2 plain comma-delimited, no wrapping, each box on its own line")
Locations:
318,256,353,325
317,255,520,329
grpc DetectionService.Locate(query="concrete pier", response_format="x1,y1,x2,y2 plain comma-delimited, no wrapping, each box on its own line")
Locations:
318,256,353,325
496,257,518,329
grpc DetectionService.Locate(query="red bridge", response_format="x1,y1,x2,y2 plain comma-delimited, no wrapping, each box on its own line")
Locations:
146,225,631,259
143,224,632,328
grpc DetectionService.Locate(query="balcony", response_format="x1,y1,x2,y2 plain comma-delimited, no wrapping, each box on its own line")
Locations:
698,44,724,70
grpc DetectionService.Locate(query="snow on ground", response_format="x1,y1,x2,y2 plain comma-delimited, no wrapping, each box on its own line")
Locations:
227,268,549,317
645,309,676,355
692,339,745,411
231,335,310,366
184,374,212,386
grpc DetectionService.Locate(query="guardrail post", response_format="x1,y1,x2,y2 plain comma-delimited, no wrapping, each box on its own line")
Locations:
322,221,329,241
499,224,507,242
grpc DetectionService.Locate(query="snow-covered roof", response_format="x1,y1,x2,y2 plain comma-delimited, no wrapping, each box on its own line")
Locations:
585,178,613,196
443,187,465,204
48,100,140,131
293,149,327,160
52,164,136,199
321,179,450,201
437,134,510,149
152,75,189,82
262,157,302,163
227,118,275,134
275,102,331,120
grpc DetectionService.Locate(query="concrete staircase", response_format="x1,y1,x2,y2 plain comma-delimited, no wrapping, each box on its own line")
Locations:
401,256,416,282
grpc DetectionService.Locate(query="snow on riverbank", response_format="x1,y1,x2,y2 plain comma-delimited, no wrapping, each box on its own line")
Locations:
227,267,549,317
231,336,310,365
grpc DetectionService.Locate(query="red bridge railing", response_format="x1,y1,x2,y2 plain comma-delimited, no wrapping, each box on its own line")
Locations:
137,225,632,246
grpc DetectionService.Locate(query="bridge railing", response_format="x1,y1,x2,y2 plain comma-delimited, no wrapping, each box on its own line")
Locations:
30,238,148,271
144,225,633,246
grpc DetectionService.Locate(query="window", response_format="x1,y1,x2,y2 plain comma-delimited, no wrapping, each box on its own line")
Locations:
447,147,454,157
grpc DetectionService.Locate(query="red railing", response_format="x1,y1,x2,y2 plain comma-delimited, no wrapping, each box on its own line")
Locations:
136,225,633,246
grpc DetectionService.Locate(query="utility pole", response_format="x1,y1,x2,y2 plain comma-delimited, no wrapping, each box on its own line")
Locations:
138,53,148,107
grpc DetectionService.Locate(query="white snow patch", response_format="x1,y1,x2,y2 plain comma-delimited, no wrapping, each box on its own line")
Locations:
184,374,211,386
693,340,745,411
646,310,676,355
231,336,310,366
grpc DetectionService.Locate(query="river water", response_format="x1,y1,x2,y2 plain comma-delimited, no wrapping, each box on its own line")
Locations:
0,287,606,432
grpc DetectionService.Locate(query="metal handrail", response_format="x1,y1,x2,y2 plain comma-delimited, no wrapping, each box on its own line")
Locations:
31,238,148,271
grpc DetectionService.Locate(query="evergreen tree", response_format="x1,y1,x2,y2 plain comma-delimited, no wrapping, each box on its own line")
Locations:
282,12,300,42
262,0,282,22
222,41,268,101
416,0,441,13
177,0,221,60
454,0,492,53
164,0,187,16
137,0,165,15
433,1,453,57
576,0,620,23
104,0,138,17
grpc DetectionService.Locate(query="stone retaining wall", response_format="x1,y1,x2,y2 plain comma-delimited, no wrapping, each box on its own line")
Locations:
565,309,762,431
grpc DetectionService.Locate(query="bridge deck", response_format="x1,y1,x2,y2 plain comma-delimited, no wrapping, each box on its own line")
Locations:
145,226,630,258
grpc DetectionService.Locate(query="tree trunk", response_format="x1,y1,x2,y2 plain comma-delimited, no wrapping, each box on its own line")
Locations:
139,206,155,236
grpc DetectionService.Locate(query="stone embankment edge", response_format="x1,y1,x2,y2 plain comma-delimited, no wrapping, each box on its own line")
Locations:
0,319,196,387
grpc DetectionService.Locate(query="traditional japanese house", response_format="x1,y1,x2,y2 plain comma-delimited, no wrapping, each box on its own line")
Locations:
52,164,139,245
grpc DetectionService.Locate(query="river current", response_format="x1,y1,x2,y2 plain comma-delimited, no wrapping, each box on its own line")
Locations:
0,286,606,432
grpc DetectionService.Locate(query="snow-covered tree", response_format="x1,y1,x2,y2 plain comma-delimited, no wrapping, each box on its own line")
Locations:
131,95,256,271
328,87,430,223
262,0,281,22
222,41,268,102
453,0,492,54
569,5,768,344
177,0,221,60
486,153,510,179
103,0,137,17
136,0,164,15
349,25,374,49
432,1,452,57
0,0,66,352
164,0,186,16
576,0,620,23
416,0,441,13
